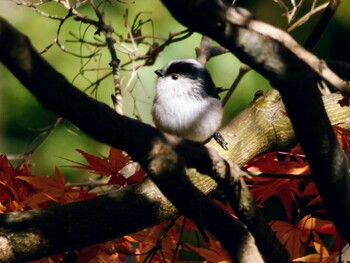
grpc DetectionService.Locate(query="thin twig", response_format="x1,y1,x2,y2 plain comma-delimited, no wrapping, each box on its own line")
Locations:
231,10,350,93
89,0,123,114
222,64,251,107
19,2,64,20
196,35,228,65
171,217,187,263
287,3,328,32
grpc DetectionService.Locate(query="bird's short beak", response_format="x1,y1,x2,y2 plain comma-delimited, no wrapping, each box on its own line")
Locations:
154,69,164,77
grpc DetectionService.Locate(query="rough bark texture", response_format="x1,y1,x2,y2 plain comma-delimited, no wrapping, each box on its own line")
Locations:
0,17,263,262
160,0,350,243
0,87,349,262
0,180,176,262
1,0,350,261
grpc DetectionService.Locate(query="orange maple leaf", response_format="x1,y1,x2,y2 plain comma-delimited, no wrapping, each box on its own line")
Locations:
245,151,309,175
185,232,230,262
16,167,86,209
244,150,313,219
0,202,6,213
293,242,336,263
271,215,331,260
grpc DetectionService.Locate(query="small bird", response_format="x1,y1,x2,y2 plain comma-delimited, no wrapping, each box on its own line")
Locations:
152,59,227,147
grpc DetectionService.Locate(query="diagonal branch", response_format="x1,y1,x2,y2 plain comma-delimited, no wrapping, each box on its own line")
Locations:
1,0,350,260
0,87,349,262
0,17,264,262
159,0,350,243
304,0,341,51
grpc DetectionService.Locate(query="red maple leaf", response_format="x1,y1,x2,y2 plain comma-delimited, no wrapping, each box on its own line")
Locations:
69,148,145,186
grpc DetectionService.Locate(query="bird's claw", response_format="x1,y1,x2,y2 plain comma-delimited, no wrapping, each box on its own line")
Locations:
213,131,228,150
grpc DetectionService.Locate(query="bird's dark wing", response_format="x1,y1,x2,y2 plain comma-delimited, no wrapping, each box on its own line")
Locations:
210,87,228,99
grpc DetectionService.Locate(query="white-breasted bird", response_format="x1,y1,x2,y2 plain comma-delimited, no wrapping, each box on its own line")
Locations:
152,59,226,148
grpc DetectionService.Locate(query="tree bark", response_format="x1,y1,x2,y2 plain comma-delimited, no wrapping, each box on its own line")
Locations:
160,0,350,243
1,1,350,260
0,17,263,262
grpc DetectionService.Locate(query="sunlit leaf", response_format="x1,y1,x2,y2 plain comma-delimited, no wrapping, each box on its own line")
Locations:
293,242,335,263
245,151,309,175
271,220,306,259
271,216,333,260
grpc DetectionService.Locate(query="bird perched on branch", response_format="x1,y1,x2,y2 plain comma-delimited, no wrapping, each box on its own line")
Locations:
152,59,227,149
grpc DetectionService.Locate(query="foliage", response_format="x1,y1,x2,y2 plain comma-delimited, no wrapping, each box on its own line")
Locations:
1,125,350,262
1,0,350,262
4,0,349,175
242,125,350,262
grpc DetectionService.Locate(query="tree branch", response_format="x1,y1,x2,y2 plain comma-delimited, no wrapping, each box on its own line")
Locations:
0,180,176,262
0,17,264,262
1,1,350,260
0,86,349,262
159,0,350,243
304,0,340,51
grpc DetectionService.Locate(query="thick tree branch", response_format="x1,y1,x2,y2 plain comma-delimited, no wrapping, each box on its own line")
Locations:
0,20,349,259
1,1,350,260
0,87,349,262
0,180,176,262
0,17,264,262
147,142,263,263
159,0,350,243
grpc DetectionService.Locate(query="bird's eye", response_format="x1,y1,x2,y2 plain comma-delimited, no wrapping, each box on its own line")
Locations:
171,73,179,80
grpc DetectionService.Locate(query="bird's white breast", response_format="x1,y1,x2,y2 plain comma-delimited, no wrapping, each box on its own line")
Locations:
152,77,223,142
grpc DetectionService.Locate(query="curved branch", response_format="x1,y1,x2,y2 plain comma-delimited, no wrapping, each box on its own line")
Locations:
0,180,175,262
159,0,350,243
0,17,263,262
0,88,349,262
1,1,350,260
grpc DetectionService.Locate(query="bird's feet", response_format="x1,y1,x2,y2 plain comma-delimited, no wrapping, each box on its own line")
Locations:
213,131,228,150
